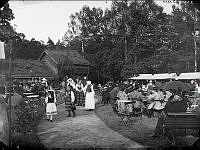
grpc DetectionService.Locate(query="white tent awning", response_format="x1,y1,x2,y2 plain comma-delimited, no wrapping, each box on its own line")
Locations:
129,73,177,80
177,72,200,80
129,74,153,80
151,73,177,80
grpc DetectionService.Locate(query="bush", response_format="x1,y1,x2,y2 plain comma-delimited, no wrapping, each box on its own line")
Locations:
12,98,45,134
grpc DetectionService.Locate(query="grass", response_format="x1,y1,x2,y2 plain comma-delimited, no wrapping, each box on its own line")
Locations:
95,103,199,149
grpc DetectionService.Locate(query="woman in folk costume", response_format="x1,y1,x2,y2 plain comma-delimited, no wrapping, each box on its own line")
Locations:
84,81,95,110
75,79,85,106
45,90,57,122
65,85,76,117
67,78,76,90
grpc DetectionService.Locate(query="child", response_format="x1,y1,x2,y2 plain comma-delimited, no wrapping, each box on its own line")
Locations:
65,85,76,117
45,90,57,122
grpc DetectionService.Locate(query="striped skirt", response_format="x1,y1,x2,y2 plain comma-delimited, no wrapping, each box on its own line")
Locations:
65,97,76,111
75,91,85,106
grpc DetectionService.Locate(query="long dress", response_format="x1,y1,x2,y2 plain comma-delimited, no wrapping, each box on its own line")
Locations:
84,84,95,110
65,90,76,111
45,91,57,116
75,83,85,106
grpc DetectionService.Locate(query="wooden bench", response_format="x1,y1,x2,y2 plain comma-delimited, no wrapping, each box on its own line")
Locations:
163,112,200,144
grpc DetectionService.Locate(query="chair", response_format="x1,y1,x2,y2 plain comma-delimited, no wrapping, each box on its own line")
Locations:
130,99,143,117
112,105,130,126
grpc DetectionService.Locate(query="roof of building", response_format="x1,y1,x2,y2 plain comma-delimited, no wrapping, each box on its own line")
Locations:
0,59,55,78
39,48,91,66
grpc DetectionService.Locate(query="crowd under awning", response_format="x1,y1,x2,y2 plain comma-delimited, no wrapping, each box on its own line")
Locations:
129,72,200,80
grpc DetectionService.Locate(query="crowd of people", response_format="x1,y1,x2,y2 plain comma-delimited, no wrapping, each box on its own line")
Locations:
41,76,97,121
1,76,200,128
99,79,200,143
99,79,200,120
1,76,200,147
0,76,97,122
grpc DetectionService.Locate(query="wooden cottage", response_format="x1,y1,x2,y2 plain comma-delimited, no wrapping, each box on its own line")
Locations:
0,59,55,85
38,48,91,77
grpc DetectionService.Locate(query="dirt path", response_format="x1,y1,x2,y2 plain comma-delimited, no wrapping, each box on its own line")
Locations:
37,104,146,149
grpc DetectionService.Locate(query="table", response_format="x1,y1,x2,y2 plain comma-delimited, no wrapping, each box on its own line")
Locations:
117,100,134,113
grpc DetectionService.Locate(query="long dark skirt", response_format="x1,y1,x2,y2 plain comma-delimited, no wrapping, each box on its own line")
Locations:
65,96,76,111
75,91,85,106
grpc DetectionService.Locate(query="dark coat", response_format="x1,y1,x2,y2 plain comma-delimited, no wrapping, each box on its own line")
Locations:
164,95,188,113
109,87,120,107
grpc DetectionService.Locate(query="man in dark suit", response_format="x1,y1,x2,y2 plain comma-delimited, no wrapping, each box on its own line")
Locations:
152,90,188,138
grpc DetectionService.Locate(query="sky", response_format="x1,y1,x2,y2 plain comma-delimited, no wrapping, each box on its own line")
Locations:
9,0,175,43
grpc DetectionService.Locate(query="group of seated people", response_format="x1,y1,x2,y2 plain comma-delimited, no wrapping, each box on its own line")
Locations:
101,81,197,117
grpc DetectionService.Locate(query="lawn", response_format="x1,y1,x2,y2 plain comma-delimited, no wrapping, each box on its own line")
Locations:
95,103,199,149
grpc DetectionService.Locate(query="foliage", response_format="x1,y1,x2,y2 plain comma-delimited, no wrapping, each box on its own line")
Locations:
0,2,15,42
0,3,46,60
8,38,45,60
63,0,200,81
12,98,45,133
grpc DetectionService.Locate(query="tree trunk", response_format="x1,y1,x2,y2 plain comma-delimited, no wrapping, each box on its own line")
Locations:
134,55,137,64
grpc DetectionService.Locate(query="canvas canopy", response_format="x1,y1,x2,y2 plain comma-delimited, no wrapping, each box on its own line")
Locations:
176,72,200,80
129,74,153,80
151,73,177,80
129,73,177,80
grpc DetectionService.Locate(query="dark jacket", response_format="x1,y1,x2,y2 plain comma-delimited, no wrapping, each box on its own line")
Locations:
164,95,188,113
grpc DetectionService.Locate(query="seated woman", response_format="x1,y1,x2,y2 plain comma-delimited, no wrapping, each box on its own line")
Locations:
147,89,165,117
128,87,145,112
152,89,188,138
117,86,128,101
116,85,130,112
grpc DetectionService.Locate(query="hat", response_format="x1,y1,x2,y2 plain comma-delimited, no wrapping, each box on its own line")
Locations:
42,78,47,81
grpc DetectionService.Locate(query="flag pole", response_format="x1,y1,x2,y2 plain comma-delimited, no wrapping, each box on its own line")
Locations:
8,39,13,147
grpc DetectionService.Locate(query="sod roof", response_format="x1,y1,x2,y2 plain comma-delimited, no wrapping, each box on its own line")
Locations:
40,49,91,66
0,59,55,78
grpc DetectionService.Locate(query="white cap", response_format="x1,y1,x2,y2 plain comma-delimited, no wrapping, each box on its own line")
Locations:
42,78,47,81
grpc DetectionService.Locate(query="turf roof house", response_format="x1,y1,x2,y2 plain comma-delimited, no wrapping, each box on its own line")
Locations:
0,59,55,85
38,48,91,77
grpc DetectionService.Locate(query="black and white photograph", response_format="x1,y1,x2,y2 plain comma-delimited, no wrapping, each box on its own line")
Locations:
1,0,200,149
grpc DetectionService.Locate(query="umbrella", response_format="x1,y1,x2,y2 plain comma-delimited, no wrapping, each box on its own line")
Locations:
162,81,191,92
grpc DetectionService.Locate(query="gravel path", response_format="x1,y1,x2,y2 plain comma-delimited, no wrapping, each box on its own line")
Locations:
37,104,146,149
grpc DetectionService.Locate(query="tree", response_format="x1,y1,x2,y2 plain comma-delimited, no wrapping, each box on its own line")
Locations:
63,0,200,81
117,0,174,78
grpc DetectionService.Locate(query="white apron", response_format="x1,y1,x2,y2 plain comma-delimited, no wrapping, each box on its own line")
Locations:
85,92,95,109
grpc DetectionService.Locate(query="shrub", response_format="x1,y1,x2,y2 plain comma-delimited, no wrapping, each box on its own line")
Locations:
12,98,45,134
